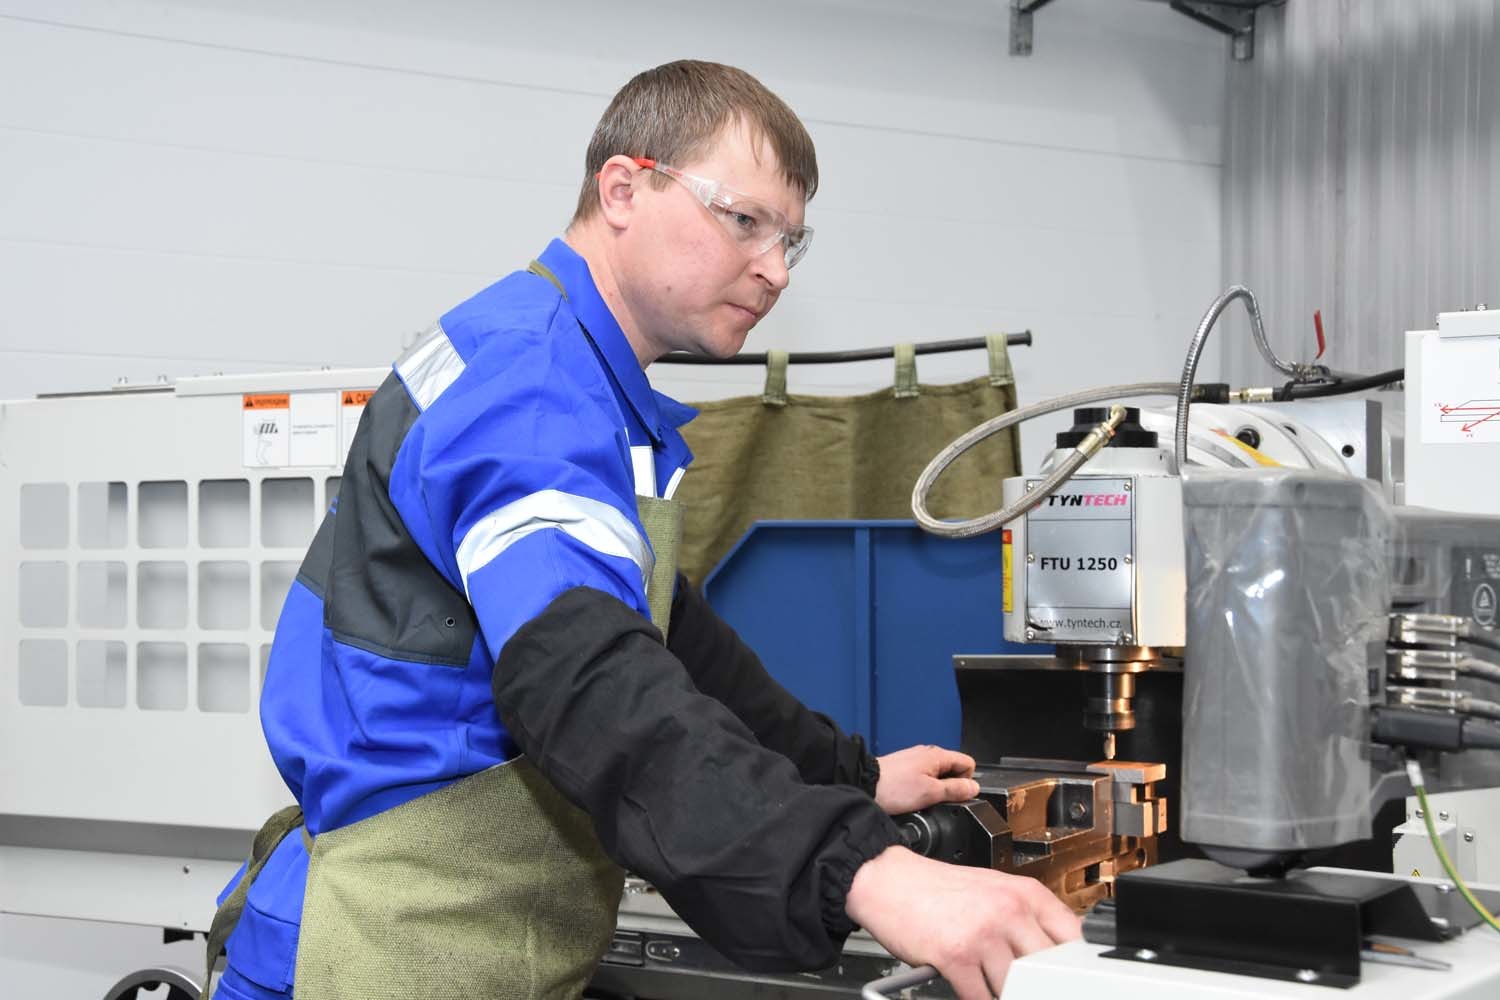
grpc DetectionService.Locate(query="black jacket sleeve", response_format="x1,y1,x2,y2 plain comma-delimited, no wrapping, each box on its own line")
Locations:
666,575,880,796
493,586,902,972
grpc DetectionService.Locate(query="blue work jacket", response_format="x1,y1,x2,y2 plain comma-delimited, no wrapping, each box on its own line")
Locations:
214,239,696,998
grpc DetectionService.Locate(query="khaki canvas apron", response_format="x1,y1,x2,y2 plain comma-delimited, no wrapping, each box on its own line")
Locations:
206,261,684,1000
672,335,1022,584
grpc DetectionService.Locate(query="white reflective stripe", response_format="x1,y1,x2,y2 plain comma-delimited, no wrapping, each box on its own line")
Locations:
395,322,466,411
455,489,654,596
663,466,686,500
630,445,656,498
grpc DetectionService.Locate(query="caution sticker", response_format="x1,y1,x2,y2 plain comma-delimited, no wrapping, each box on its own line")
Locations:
341,390,373,463
1002,529,1013,614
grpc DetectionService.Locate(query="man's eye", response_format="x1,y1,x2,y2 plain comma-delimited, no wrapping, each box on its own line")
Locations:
730,212,757,232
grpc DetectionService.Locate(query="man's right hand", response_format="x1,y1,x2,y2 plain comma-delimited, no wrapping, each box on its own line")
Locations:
843,845,1082,1000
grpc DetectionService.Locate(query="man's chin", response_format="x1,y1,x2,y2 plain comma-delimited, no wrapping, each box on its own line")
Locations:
691,328,752,360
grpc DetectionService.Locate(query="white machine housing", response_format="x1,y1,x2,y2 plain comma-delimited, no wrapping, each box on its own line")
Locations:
1002,401,1386,649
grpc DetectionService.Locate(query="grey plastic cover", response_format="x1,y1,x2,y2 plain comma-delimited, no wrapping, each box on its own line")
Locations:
1180,470,1391,855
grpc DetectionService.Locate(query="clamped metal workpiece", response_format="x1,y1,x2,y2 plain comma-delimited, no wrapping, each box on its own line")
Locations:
893,757,1167,912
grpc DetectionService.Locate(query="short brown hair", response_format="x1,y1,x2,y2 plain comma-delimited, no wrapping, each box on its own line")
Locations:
571,60,818,224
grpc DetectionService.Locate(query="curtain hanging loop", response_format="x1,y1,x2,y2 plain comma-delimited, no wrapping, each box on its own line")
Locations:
894,343,919,399
986,333,1014,387
761,349,790,407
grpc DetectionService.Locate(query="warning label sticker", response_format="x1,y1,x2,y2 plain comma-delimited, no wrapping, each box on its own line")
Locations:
243,394,290,467
243,392,340,468
341,390,373,463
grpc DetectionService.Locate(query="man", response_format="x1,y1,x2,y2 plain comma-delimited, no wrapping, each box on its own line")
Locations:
207,60,1078,1000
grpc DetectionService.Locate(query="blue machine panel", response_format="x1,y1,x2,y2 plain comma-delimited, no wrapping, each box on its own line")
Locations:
702,520,1036,755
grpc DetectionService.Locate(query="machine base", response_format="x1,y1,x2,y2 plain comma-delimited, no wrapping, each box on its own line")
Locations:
1104,861,1500,988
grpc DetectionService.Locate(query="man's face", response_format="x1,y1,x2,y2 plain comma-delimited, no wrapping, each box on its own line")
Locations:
615,123,805,361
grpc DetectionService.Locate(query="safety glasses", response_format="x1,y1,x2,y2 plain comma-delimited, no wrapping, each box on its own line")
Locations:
631,157,813,269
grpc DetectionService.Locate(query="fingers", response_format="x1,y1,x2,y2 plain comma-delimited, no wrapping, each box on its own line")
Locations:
941,938,1021,1000
1004,913,1056,957
931,748,977,778
1012,875,1083,943
940,963,995,1000
980,954,1013,999
1038,903,1083,943
938,776,982,802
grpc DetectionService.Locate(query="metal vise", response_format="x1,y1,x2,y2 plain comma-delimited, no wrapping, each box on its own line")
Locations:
894,757,1167,911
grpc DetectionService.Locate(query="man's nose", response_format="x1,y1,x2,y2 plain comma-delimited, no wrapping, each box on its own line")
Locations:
751,242,791,291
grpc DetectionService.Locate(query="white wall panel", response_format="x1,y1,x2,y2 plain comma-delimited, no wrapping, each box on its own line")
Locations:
0,242,479,367
0,131,568,272
1,0,1227,428
1223,0,1499,382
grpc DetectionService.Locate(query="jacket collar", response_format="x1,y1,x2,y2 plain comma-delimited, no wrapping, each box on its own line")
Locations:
537,239,668,443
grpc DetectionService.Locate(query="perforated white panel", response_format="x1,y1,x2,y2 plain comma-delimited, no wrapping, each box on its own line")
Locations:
1,369,382,833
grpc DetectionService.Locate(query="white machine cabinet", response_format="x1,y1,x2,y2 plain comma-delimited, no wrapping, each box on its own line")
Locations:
0,369,381,932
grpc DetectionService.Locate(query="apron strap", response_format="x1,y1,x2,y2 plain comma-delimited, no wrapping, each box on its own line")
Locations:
636,494,684,638
761,349,789,407
893,343,919,399
527,259,568,299
200,804,305,999
986,333,1016,387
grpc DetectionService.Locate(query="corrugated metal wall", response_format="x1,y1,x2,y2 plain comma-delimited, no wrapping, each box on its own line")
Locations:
1223,0,1499,382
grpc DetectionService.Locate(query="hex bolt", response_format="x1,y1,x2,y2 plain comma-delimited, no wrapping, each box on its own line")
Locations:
1465,832,1476,843
1025,628,1036,641
1123,481,1133,492
1068,802,1088,822
1440,811,1451,822
1027,553,1036,563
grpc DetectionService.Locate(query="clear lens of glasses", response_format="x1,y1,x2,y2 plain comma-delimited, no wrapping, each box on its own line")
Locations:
709,197,813,268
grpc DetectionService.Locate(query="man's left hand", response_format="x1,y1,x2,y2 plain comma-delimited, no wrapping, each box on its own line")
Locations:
874,745,980,814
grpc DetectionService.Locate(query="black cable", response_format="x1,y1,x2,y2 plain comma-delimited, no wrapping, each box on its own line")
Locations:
1275,367,1404,400
1466,719,1500,750
1372,706,1500,751
1466,657,1500,686
655,332,1031,365
1373,708,1463,751
1466,631,1500,655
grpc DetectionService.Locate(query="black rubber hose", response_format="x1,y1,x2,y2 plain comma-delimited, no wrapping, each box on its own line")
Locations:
1372,707,1500,751
1276,367,1404,401
1466,630,1500,655
1465,719,1500,750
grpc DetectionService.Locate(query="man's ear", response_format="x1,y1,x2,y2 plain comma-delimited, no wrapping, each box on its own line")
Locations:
597,155,639,231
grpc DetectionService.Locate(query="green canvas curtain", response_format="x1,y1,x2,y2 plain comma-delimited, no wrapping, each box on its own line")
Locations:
674,335,1023,585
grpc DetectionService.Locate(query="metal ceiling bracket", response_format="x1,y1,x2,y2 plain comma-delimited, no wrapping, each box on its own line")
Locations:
1169,0,1265,61
1010,0,1059,57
